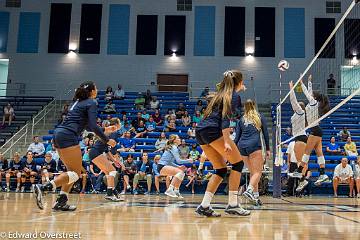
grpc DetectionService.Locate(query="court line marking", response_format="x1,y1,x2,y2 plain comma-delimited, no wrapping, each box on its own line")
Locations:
325,212,360,224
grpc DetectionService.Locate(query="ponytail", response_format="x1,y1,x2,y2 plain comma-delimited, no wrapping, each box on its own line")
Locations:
164,134,178,151
313,91,330,116
74,81,96,101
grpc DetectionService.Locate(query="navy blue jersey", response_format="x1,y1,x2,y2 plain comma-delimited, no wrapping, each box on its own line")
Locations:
9,160,24,171
93,131,121,155
23,159,37,172
42,160,57,173
197,91,242,131
234,113,270,151
56,99,109,143
0,160,8,171
57,160,67,172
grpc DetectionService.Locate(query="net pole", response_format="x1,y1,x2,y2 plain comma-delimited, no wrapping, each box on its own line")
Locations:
273,73,282,198
278,0,357,106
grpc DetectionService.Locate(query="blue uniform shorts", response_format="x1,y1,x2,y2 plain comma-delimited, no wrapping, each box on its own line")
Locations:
53,128,79,149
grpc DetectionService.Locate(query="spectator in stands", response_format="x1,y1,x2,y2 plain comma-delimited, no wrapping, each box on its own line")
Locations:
192,110,202,124
178,139,190,159
155,132,167,152
185,165,197,194
327,74,336,95
134,120,147,138
105,86,114,101
165,119,177,132
21,151,38,192
102,115,112,127
47,143,60,163
150,96,159,110
133,153,153,195
176,103,186,119
121,154,137,194
0,152,8,191
27,136,45,158
113,84,125,100
326,137,342,156
146,117,157,132
152,109,163,126
333,157,354,197
165,109,176,120
40,152,57,185
103,100,116,114
195,100,204,113
82,147,91,163
6,152,23,192
80,137,90,151
189,144,200,161
144,90,152,109
132,112,145,129
187,122,196,139
118,131,135,152
152,155,170,194
121,115,129,126
135,92,145,110
141,109,150,121
88,139,94,148
57,114,67,125
121,121,133,136
2,103,15,127
61,104,69,116
344,137,358,157
339,127,351,142
230,127,236,141
200,87,210,98
354,157,360,198
96,117,102,127
181,111,191,127
89,161,104,193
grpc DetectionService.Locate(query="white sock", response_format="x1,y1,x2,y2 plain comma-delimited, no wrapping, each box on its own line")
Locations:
50,180,57,189
247,185,254,192
201,191,214,208
168,185,174,191
254,192,259,199
17,183,20,187
228,191,238,207
199,162,204,170
60,191,69,197
6,183,9,187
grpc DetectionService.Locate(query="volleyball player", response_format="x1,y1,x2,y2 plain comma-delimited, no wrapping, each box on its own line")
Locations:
157,134,193,198
34,81,117,211
195,70,250,217
0,152,8,191
235,99,270,206
291,76,331,192
88,118,124,202
21,151,38,192
40,152,57,184
287,81,309,186
6,152,23,192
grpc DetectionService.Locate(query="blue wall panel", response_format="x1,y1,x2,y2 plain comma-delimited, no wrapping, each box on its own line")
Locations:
17,12,41,53
194,6,215,56
0,12,10,53
107,4,130,55
284,8,305,58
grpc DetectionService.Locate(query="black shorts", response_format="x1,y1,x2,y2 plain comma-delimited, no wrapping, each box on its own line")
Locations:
239,146,262,157
294,135,308,144
53,128,79,149
157,164,165,174
195,127,222,145
309,125,323,137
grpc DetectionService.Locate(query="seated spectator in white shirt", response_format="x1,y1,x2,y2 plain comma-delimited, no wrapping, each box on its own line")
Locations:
187,122,196,139
150,96,159,109
114,84,125,100
333,157,354,197
27,136,45,158
2,103,15,126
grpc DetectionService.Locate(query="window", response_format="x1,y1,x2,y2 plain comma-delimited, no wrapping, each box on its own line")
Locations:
177,0,192,11
326,1,341,14
6,0,21,8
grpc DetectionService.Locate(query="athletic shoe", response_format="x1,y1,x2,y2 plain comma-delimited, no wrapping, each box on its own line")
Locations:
243,188,257,203
296,180,309,192
104,195,123,202
20,186,25,193
133,189,138,195
315,174,330,186
53,194,76,211
15,188,20,193
195,205,221,217
254,198,263,206
288,172,303,179
6,187,10,192
155,191,160,195
120,190,126,195
144,191,151,195
33,184,44,210
164,188,177,198
126,185,131,190
175,191,184,199
224,205,251,216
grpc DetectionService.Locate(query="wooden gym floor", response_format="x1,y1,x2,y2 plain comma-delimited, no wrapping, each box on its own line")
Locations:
0,193,359,240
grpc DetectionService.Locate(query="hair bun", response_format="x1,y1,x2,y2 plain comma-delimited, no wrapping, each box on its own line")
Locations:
223,70,234,78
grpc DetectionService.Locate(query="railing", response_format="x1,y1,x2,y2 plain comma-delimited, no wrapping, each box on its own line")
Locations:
31,99,56,138
0,124,29,157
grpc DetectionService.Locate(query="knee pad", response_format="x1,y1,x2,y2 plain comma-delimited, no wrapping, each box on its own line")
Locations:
109,171,117,178
67,171,79,184
174,171,185,181
231,161,244,173
302,154,310,164
317,156,325,165
16,172,22,178
215,168,227,179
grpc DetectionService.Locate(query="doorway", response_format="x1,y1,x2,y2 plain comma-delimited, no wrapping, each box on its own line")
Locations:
341,65,360,95
157,74,188,92
0,59,9,96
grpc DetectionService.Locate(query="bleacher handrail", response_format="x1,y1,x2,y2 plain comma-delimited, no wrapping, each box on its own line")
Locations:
0,124,29,157
31,99,56,138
